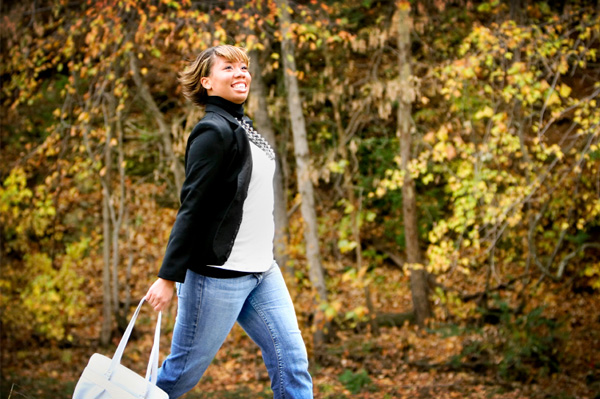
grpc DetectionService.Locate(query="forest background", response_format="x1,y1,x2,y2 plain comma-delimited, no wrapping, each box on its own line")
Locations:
1,0,599,398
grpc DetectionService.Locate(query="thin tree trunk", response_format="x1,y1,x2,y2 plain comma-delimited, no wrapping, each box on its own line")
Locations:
510,0,526,24
248,50,293,281
329,85,379,335
124,207,134,315
129,53,185,193
396,1,432,327
81,116,113,344
101,95,129,331
101,151,113,346
113,105,128,330
277,0,329,346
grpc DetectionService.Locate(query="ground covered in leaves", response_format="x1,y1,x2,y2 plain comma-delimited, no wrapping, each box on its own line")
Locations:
2,266,599,399
1,320,597,399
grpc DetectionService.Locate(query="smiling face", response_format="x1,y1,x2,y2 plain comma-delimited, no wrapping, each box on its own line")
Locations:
201,56,251,104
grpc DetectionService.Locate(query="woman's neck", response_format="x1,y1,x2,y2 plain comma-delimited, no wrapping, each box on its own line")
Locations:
206,96,244,119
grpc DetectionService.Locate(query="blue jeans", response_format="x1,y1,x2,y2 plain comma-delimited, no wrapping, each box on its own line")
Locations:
156,264,313,398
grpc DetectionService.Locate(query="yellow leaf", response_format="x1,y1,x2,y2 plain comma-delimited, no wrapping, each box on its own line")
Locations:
547,91,560,106
77,112,89,122
559,83,571,98
436,125,449,141
474,106,494,120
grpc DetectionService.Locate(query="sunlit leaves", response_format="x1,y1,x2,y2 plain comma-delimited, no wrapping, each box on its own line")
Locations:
0,168,33,221
421,6,600,292
369,3,600,298
583,262,600,290
1,0,599,358
20,241,87,341
0,168,56,252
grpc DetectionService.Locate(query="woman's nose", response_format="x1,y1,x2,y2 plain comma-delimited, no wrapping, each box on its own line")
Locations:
234,67,248,77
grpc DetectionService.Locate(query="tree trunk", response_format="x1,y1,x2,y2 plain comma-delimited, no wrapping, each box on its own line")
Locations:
81,110,114,344
129,53,185,194
510,0,526,24
113,104,128,331
100,95,130,332
329,85,378,335
277,0,329,346
248,50,293,281
101,147,113,346
396,1,432,327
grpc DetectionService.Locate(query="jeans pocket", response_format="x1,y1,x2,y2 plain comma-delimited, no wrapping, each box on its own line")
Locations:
176,282,185,298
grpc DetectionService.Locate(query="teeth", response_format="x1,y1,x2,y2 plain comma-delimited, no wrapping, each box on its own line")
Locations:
233,83,246,89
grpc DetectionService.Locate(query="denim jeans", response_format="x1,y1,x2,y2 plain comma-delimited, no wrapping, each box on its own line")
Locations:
156,264,313,398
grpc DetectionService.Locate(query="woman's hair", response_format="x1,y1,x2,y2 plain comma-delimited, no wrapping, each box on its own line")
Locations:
179,45,250,107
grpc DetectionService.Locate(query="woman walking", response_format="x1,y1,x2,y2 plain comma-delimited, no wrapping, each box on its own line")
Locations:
145,45,313,399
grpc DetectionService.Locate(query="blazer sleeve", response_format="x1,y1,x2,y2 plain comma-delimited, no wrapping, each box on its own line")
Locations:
157,120,233,282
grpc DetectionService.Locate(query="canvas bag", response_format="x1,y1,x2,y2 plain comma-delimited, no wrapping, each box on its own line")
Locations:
73,298,168,399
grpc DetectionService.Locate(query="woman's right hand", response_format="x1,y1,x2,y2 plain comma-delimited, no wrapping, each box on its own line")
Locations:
145,278,176,312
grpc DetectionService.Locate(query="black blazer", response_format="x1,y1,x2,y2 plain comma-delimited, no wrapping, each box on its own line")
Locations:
158,99,253,283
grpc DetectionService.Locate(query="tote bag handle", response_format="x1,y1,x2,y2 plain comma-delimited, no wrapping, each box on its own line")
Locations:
106,298,162,384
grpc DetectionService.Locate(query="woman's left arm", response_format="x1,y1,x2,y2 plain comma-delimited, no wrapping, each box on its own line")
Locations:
157,121,232,283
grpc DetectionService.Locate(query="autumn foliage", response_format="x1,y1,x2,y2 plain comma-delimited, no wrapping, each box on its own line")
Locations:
1,0,599,398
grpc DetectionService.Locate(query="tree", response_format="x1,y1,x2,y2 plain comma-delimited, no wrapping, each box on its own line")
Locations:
276,0,329,345
421,2,600,316
130,53,185,194
510,0,527,24
0,0,210,344
3,3,600,391
395,1,432,326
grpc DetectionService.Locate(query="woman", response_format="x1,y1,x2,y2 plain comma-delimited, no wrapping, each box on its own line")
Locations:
145,45,313,399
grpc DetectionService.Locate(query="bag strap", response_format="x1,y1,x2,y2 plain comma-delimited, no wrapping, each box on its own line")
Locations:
145,310,162,383
107,297,162,385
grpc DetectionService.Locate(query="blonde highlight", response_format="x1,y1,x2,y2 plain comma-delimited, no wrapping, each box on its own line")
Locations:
179,45,250,107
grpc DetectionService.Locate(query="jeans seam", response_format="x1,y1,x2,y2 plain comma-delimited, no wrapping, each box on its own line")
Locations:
170,274,205,395
249,295,286,398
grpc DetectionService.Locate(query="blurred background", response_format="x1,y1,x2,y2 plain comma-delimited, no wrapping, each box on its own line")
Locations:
1,0,599,397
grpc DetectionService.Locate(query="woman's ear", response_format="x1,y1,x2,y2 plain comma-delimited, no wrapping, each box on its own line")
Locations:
201,77,211,90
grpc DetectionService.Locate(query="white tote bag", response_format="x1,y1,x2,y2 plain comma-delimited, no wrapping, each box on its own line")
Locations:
73,298,168,399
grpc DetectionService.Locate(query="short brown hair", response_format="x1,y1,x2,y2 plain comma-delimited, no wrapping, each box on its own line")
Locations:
179,45,250,107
